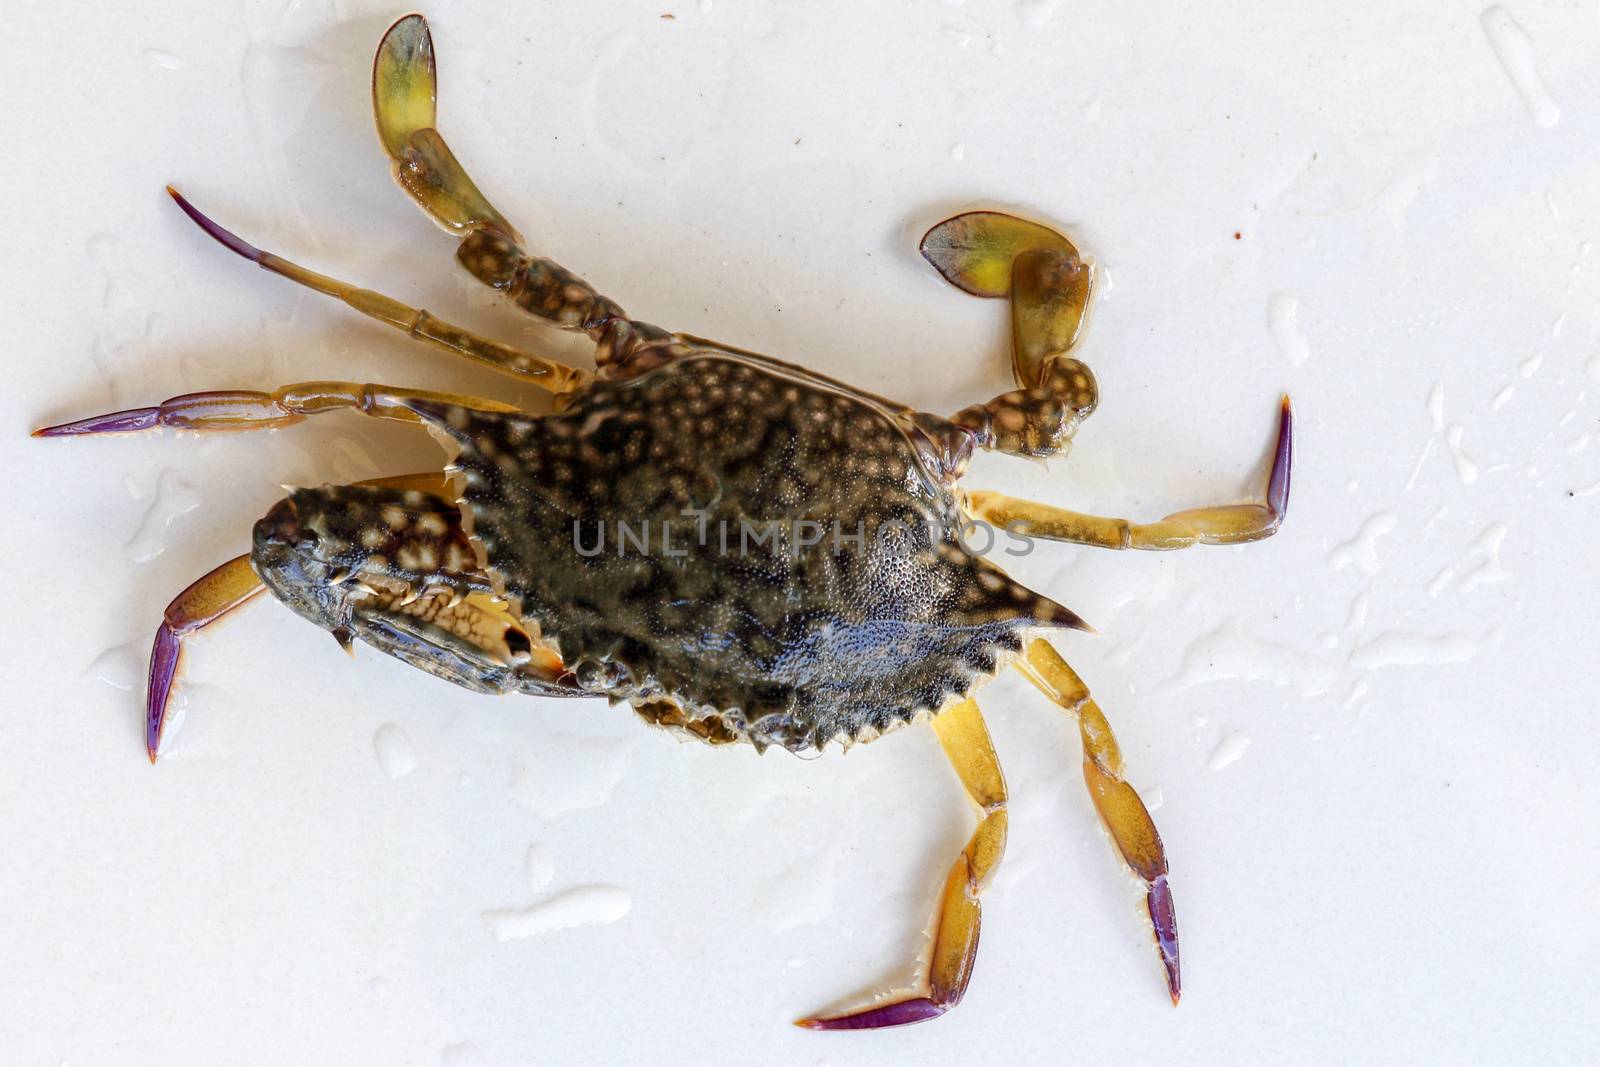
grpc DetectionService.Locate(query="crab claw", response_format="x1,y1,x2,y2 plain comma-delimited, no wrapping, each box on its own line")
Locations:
145,556,266,762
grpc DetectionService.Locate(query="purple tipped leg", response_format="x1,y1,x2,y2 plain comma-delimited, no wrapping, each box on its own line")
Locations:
140,555,266,763
146,623,182,763
32,408,163,437
1268,394,1294,522
166,187,264,263
796,997,948,1031
1148,874,1181,1004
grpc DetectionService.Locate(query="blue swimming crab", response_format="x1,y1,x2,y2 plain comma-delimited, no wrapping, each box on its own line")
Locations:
37,15,1292,1029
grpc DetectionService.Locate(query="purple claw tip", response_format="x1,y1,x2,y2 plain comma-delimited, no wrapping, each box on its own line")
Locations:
34,407,162,437
166,187,263,262
1148,875,1181,1005
146,622,181,763
1267,394,1294,520
796,996,947,1031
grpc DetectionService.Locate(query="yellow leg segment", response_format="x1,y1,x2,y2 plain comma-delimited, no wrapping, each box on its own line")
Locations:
35,381,518,437
1016,639,1181,1002
967,395,1293,550
796,698,1008,1030
350,470,457,497
146,555,267,762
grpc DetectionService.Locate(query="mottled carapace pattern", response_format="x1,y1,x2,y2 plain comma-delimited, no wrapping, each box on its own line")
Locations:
410,348,1085,752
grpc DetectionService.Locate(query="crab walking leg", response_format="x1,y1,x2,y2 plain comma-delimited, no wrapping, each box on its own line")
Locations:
373,16,648,351
967,395,1293,550
34,381,518,437
146,555,267,762
1016,639,1181,1002
166,188,589,395
797,698,1007,1030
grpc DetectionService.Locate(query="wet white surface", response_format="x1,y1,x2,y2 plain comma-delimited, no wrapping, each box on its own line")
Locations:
4,2,1597,1063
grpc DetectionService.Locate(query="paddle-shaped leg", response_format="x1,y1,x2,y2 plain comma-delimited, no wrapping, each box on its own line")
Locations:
146,555,266,762
966,396,1293,550
797,698,1007,1030
374,14,657,360
1016,639,1180,1002
922,211,1100,458
374,15,675,370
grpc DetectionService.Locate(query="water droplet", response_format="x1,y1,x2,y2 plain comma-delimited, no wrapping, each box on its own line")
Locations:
1427,565,1455,597
1144,787,1165,812
524,845,555,892
1016,0,1058,28
126,469,202,563
949,142,967,162
142,48,182,70
507,735,631,818
1458,523,1510,592
1162,622,1336,697
1426,381,1445,430
1096,263,1115,298
1491,384,1515,411
1519,351,1543,378
1267,292,1310,366
483,885,633,941
87,642,141,691
1341,679,1371,710
1328,512,1398,575
1349,630,1484,670
1445,425,1479,485
440,1043,488,1067
1480,6,1561,128
1207,732,1251,771
1585,351,1600,380
372,723,417,780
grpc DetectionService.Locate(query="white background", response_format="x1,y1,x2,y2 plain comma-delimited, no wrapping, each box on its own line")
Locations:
4,2,1597,1063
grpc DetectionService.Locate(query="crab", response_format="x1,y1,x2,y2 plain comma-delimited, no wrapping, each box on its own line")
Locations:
36,14,1293,1030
